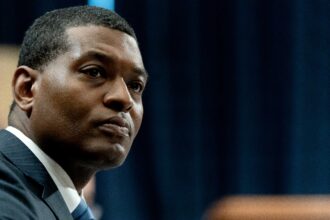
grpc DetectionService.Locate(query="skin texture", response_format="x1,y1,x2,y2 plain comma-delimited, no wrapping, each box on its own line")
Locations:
11,25,147,191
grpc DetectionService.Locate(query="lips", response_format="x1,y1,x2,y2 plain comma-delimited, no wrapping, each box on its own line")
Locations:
97,116,130,138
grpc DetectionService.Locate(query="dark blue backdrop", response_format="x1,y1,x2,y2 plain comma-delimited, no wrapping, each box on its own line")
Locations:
0,0,329,219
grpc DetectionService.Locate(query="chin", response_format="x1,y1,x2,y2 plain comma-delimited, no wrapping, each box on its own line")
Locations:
77,140,131,169
94,154,127,170
79,154,127,171
94,147,129,169
108,157,127,169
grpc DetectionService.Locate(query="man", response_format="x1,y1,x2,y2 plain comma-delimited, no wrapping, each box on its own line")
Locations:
0,5,147,220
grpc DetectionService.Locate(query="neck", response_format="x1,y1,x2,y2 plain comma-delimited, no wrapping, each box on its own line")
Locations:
8,106,33,139
57,161,96,193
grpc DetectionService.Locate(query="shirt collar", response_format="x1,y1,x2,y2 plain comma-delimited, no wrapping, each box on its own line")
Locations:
6,126,81,213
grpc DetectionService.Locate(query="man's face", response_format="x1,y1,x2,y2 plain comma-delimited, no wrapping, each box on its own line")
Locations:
30,26,147,169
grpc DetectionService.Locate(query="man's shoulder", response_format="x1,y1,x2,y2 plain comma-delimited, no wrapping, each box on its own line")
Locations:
0,129,28,181
0,129,20,153
0,147,27,182
0,130,26,184
0,151,39,219
0,129,42,199
0,130,58,220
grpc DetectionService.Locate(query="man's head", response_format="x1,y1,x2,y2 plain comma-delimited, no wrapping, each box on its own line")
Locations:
10,6,148,175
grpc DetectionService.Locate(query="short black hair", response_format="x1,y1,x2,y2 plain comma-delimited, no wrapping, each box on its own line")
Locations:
18,5,137,70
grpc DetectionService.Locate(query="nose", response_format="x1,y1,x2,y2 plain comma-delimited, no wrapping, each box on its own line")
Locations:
103,77,133,112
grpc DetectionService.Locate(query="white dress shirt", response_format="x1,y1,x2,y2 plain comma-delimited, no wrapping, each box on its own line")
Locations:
6,126,81,213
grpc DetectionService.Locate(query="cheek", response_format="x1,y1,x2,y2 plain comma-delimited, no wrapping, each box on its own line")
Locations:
131,104,144,135
35,78,92,130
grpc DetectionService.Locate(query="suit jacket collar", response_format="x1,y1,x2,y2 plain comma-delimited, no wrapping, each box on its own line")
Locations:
0,129,73,220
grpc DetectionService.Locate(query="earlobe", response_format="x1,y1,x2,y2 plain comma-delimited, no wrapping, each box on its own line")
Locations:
12,66,39,115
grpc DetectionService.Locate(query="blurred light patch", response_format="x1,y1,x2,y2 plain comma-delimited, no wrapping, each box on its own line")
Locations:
0,45,19,128
88,0,115,10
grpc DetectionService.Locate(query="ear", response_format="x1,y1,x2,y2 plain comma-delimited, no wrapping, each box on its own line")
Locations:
12,66,39,115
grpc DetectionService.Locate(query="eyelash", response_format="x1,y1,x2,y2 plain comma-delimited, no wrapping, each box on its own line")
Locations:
128,81,145,94
80,67,106,78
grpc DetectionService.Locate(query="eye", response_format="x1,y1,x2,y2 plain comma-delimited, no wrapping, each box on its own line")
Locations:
80,66,106,78
128,81,145,94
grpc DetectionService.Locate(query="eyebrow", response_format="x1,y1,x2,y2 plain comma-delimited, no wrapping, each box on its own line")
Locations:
76,50,149,80
132,66,149,82
76,50,116,65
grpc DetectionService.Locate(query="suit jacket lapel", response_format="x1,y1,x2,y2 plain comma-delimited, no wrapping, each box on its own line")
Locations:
0,130,73,220
44,190,74,220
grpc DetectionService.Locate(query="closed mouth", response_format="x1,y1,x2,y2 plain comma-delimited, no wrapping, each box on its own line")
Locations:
97,116,131,138
98,123,129,137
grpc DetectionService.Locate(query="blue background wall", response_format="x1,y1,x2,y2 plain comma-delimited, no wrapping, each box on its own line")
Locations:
0,0,329,219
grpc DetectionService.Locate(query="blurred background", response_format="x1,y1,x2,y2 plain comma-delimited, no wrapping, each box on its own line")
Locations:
0,0,329,219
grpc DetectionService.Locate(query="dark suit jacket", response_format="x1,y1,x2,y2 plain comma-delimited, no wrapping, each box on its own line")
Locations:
0,129,73,219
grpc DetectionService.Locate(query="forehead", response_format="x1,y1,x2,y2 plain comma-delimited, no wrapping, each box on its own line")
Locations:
64,25,144,68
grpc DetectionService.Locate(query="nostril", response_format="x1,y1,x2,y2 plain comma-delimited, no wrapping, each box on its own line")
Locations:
106,100,132,112
108,101,123,112
126,104,132,112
